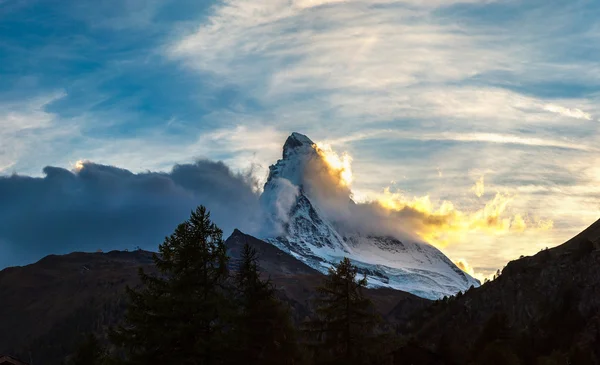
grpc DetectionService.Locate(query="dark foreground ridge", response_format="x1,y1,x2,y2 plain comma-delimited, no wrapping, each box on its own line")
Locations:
1,217,599,364
0,230,428,365
408,218,600,363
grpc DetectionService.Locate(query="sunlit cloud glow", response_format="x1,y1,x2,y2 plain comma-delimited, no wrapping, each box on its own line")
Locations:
471,175,485,198
373,187,553,248
314,142,354,187
316,144,554,250
454,258,493,283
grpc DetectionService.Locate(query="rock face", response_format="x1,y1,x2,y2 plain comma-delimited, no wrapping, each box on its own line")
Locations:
261,133,479,299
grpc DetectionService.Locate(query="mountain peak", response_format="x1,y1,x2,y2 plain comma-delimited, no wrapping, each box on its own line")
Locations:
260,132,480,299
289,132,314,145
283,132,314,158
266,132,319,186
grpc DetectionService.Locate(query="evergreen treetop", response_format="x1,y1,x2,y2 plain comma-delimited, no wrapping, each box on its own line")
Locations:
109,206,233,365
305,257,386,365
232,242,300,365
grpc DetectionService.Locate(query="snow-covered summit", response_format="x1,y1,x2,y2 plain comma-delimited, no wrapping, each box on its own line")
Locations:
285,132,314,151
267,132,318,187
260,133,480,299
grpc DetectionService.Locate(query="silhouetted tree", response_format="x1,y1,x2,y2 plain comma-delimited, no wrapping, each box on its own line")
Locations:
493,269,501,280
305,257,387,365
110,206,233,365
231,243,300,365
474,312,512,350
476,342,521,365
67,334,106,365
472,312,520,364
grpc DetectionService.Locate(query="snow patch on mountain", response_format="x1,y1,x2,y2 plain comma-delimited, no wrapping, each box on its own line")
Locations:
260,132,479,299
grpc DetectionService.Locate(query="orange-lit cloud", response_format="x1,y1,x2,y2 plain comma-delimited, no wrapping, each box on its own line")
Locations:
374,187,553,247
454,258,476,278
454,258,494,283
73,159,89,172
312,143,553,250
314,142,353,187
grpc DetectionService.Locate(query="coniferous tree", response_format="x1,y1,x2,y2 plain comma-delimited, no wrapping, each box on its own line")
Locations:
305,257,386,365
231,243,300,365
110,206,233,365
67,334,107,365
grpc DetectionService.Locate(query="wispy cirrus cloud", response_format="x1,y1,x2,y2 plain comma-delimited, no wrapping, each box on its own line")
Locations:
321,129,597,151
167,0,600,275
0,91,66,134
543,104,593,120
167,0,600,149
0,91,74,173
2,0,600,276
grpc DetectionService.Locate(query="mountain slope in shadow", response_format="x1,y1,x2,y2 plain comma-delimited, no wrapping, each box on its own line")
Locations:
0,230,428,365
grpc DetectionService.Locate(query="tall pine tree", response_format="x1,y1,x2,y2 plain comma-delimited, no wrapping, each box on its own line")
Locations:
110,206,233,365
67,334,107,365
231,243,300,365
305,257,385,365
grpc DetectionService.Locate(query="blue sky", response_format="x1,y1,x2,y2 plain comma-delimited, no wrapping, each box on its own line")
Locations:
2,0,600,277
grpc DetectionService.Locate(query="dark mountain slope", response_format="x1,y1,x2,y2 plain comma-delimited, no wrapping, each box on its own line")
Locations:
0,231,428,364
408,218,600,363
226,229,429,319
0,250,155,364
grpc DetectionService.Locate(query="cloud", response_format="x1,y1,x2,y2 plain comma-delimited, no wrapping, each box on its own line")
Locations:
261,177,300,235
454,258,492,283
314,142,353,186
372,188,553,247
323,128,598,152
0,91,65,133
285,141,553,251
543,104,593,120
0,91,71,172
0,160,263,269
0,162,15,173
435,132,596,151
168,0,600,133
471,175,485,197
454,258,476,279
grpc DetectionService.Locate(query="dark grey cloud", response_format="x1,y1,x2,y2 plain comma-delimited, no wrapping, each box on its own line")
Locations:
0,160,263,269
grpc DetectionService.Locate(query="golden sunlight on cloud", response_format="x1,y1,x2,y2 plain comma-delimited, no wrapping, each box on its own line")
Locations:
471,175,485,198
454,258,493,283
314,142,353,186
314,143,553,250
73,160,88,172
454,258,475,278
374,187,553,247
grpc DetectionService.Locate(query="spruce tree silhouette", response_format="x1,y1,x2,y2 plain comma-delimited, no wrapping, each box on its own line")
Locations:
305,258,385,365
110,206,234,365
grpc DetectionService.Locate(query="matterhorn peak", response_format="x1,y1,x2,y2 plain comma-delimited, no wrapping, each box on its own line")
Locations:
282,132,316,158
286,132,314,147
267,132,320,187
260,132,480,299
